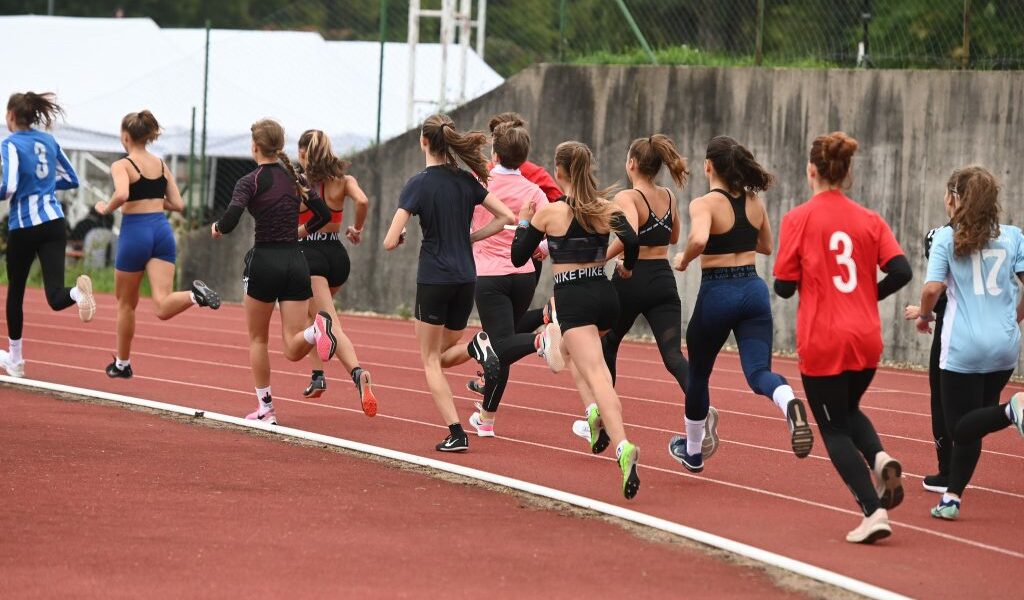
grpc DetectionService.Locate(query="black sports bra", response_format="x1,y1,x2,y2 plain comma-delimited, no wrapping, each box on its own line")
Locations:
547,198,609,264
635,188,672,247
125,157,168,201
703,188,759,255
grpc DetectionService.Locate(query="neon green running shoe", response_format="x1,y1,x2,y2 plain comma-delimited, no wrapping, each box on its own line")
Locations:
586,405,610,454
1009,393,1024,438
618,441,640,500
930,497,960,520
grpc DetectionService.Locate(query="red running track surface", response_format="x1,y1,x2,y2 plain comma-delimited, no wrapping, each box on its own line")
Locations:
3,288,1023,597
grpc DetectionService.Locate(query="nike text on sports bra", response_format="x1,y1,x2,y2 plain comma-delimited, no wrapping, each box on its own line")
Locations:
553,265,607,285
703,188,759,255
124,157,168,201
302,231,343,242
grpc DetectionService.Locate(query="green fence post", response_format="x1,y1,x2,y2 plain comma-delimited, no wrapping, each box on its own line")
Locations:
755,0,765,66
187,106,196,222
199,19,211,211
962,0,972,69
613,0,657,65
559,0,567,62
376,0,388,145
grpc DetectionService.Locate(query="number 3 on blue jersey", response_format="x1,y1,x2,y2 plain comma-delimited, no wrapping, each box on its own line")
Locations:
34,141,49,179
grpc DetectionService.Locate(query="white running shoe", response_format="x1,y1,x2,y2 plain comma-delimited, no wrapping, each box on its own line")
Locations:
0,349,25,377
873,451,904,510
76,274,96,323
571,419,590,441
535,323,564,373
468,412,495,437
702,407,720,459
846,508,892,544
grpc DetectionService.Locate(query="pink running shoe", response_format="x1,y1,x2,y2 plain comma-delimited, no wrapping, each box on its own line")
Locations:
469,411,495,437
313,311,337,362
246,406,277,425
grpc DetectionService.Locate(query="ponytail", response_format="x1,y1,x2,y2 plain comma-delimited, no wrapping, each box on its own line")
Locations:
298,129,350,183
628,134,689,188
947,166,1001,257
809,131,858,186
420,114,489,184
276,151,309,201
554,141,620,233
705,136,775,193
7,91,64,129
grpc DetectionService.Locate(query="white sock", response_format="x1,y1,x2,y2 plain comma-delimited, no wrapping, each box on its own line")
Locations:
303,325,317,345
69,286,82,303
685,417,706,455
584,402,597,417
256,386,272,406
772,385,796,414
189,291,199,305
115,357,130,369
615,439,628,458
9,338,22,363
1006,403,1015,422
942,492,960,504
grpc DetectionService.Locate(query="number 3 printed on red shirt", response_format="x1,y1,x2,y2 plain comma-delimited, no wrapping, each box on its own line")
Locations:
830,231,857,293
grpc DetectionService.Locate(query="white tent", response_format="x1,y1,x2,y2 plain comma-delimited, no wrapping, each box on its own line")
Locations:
0,15,503,158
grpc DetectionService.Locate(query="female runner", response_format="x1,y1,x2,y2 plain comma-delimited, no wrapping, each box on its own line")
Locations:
95,110,220,379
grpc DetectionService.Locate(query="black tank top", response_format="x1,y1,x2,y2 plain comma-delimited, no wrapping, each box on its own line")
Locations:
703,188,759,255
635,188,672,247
547,198,609,264
125,157,168,201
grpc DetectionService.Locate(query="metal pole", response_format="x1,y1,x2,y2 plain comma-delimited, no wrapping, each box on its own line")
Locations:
47,0,54,16
407,0,420,128
475,0,487,59
376,0,388,145
754,0,765,66
559,0,567,62
613,0,657,65
858,0,872,68
199,19,211,209
962,0,972,69
458,0,471,104
188,106,196,221
438,0,453,113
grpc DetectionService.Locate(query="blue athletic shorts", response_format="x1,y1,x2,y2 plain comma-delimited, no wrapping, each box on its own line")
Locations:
115,212,177,272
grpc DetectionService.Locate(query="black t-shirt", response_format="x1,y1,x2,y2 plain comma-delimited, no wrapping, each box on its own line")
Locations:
399,165,488,284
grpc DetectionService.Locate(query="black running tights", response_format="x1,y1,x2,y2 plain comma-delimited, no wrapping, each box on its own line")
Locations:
940,369,1013,496
928,308,952,476
6,219,75,340
802,369,884,516
476,273,540,413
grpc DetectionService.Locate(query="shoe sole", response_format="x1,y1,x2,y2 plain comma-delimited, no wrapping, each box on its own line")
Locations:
1011,394,1024,438
590,423,610,454
668,435,704,473
466,380,484,396
543,324,564,373
193,280,221,310
315,311,338,362
702,407,720,460
877,458,904,510
474,333,502,385
931,509,958,520
436,443,469,452
359,371,377,417
849,526,892,544
77,275,96,323
621,446,640,500
922,482,948,494
303,387,325,399
787,401,814,458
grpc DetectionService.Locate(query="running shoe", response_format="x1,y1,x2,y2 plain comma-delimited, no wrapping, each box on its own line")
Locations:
586,404,610,454
468,332,501,385
303,373,326,398
246,404,277,425
618,441,640,500
191,280,221,309
0,349,25,378
534,323,564,373
786,399,814,458
353,367,377,417
436,431,469,452
468,411,495,437
105,359,133,379
930,497,961,520
571,419,590,442
466,372,485,396
846,509,892,544
922,474,949,494
313,311,337,362
1010,393,1024,438
76,274,96,323
542,297,558,325
873,451,904,510
668,435,703,473
702,406,720,460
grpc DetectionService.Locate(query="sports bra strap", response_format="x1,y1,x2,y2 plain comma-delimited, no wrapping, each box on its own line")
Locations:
634,188,654,215
124,157,142,174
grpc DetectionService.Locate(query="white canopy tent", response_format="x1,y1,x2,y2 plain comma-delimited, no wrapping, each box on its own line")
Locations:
0,15,504,158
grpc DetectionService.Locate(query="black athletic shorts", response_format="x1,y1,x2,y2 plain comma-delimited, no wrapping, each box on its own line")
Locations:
415,282,475,330
553,267,619,333
243,242,313,303
301,233,351,287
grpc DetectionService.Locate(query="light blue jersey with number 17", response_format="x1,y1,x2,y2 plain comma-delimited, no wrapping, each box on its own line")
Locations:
0,128,79,230
925,224,1024,373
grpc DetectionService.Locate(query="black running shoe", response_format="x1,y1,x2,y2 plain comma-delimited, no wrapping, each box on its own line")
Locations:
436,432,469,452
468,332,500,386
191,280,221,309
786,399,814,458
466,371,485,396
922,474,949,494
303,374,326,398
105,359,133,379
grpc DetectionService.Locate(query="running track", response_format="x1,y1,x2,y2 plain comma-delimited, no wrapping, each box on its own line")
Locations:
4,288,1023,598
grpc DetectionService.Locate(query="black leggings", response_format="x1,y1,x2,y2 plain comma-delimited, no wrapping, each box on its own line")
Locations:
940,369,1014,496
928,307,951,476
5,219,75,340
603,259,688,395
802,369,884,516
476,273,540,412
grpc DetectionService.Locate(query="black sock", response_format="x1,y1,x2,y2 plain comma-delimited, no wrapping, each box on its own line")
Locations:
312,370,324,379
449,423,465,437
350,366,362,383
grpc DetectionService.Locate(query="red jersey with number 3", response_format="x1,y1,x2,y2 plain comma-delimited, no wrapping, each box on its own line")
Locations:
773,190,904,376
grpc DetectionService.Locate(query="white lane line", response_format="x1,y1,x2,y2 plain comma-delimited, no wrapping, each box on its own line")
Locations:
0,375,914,600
